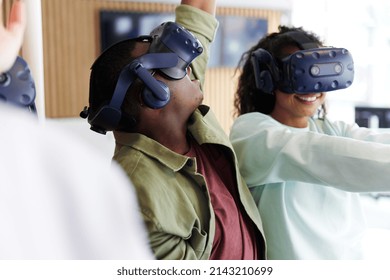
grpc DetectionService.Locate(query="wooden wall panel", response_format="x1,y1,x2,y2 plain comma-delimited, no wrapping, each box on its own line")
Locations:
40,0,281,132
203,68,238,133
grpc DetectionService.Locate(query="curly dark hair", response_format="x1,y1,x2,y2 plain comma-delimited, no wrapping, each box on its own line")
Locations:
233,25,325,117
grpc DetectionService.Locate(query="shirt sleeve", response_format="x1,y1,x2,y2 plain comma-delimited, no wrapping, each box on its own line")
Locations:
331,119,390,144
230,113,390,193
175,4,219,88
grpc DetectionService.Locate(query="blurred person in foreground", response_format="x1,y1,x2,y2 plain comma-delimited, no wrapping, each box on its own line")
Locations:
0,0,153,259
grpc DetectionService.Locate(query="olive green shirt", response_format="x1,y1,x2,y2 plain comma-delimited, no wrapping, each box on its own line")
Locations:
113,4,266,260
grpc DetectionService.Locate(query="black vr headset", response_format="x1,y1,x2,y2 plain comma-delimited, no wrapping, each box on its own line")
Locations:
0,56,37,114
251,31,354,94
81,21,203,134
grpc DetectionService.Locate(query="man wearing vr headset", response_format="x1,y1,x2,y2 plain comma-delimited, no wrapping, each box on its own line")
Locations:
83,0,266,260
229,25,390,259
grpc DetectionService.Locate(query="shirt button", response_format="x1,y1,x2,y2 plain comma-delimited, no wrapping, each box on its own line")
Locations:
186,159,193,167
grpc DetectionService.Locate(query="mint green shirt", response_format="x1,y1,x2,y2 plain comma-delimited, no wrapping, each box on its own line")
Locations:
230,112,390,259
113,5,266,260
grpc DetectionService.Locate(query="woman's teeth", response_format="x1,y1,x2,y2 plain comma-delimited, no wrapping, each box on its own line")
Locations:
296,95,318,102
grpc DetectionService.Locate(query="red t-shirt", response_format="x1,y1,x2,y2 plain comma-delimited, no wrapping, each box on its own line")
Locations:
186,139,259,260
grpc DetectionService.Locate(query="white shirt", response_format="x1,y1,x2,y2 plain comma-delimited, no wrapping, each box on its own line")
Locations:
230,112,390,259
0,104,154,259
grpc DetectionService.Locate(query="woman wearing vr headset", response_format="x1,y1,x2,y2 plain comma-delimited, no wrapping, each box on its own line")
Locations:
229,26,390,259
84,0,266,260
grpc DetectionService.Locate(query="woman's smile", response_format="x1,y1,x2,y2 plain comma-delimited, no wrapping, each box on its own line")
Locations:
294,93,323,103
